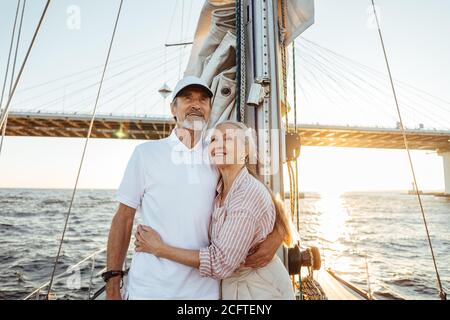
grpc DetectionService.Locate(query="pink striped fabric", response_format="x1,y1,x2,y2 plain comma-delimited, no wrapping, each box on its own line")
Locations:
199,167,275,279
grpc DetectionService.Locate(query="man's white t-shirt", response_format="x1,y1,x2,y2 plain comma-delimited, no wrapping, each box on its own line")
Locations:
116,129,220,299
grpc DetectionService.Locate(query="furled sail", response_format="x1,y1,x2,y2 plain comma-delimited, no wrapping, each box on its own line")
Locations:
282,0,314,44
184,0,314,129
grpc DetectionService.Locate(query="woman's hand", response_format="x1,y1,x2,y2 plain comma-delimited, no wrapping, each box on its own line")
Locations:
134,224,165,257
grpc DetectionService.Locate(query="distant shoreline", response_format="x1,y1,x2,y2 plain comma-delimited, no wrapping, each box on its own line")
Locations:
0,187,446,194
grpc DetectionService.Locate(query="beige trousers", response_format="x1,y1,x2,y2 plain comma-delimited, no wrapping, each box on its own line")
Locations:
222,256,295,300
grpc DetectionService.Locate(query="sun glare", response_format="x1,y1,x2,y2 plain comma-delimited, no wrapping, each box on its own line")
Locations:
316,190,349,244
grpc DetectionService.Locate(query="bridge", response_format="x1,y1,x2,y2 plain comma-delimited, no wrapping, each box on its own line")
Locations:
5,111,450,153
1,39,450,194
5,110,450,195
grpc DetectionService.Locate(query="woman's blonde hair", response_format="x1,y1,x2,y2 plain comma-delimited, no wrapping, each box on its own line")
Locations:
215,120,298,248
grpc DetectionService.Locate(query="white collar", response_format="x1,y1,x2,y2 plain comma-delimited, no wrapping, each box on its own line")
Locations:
168,128,207,152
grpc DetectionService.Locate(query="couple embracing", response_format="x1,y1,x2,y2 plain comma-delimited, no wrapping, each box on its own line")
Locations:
105,76,296,300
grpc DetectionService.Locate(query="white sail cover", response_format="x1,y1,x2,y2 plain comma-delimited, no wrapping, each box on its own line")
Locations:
283,0,315,44
184,0,314,129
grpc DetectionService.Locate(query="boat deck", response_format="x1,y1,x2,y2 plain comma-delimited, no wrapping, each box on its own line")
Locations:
315,269,370,300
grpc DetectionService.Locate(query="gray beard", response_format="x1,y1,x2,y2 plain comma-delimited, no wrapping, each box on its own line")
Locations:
180,118,207,131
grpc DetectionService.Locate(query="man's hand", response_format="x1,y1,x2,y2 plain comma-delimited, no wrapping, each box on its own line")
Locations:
106,277,122,300
105,203,136,300
244,229,283,268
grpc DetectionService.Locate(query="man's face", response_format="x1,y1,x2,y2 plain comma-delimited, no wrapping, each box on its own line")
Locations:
171,86,211,130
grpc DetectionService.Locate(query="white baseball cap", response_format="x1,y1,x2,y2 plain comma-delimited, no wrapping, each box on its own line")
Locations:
172,76,213,101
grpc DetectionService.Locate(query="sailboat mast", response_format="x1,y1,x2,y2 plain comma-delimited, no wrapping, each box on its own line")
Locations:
238,0,287,264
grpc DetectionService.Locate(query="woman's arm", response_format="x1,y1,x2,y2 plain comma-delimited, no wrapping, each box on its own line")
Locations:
136,208,257,280
198,209,257,279
135,225,200,268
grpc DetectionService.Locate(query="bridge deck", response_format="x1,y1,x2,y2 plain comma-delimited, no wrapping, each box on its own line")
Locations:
4,112,450,152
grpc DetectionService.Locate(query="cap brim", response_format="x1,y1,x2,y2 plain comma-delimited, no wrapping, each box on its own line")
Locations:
175,84,213,99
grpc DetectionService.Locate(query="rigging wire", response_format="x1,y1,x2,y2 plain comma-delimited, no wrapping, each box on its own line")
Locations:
0,0,27,154
0,0,21,110
371,0,446,300
0,0,51,130
9,0,27,98
0,0,22,156
46,0,124,299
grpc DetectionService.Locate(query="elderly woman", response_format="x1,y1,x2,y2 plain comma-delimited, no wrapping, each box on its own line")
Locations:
135,120,296,299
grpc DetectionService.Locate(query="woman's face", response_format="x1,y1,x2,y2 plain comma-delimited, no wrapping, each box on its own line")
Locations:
209,123,247,167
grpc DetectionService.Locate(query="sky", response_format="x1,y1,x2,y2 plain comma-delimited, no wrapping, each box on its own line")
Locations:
0,0,449,191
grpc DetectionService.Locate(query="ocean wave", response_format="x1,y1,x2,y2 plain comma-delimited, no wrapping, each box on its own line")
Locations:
1,189,449,300
40,199,69,206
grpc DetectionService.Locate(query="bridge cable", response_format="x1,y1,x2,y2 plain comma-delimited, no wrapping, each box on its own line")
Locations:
18,44,167,94
301,41,450,126
371,0,446,300
25,48,183,114
300,39,450,123
17,46,170,107
296,46,448,128
46,0,124,298
0,0,51,130
0,0,27,155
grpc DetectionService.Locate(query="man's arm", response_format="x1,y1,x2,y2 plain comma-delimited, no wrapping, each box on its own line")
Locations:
106,203,136,300
244,225,284,268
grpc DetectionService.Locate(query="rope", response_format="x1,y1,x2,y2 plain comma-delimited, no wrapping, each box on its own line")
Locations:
280,0,288,130
236,0,246,122
292,42,301,234
287,161,296,220
371,0,446,300
0,0,51,130
291,49,303,297
292,42,298,132
46,0,124,299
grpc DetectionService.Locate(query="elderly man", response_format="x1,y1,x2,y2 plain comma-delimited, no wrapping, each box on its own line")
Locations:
105,76,283,300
